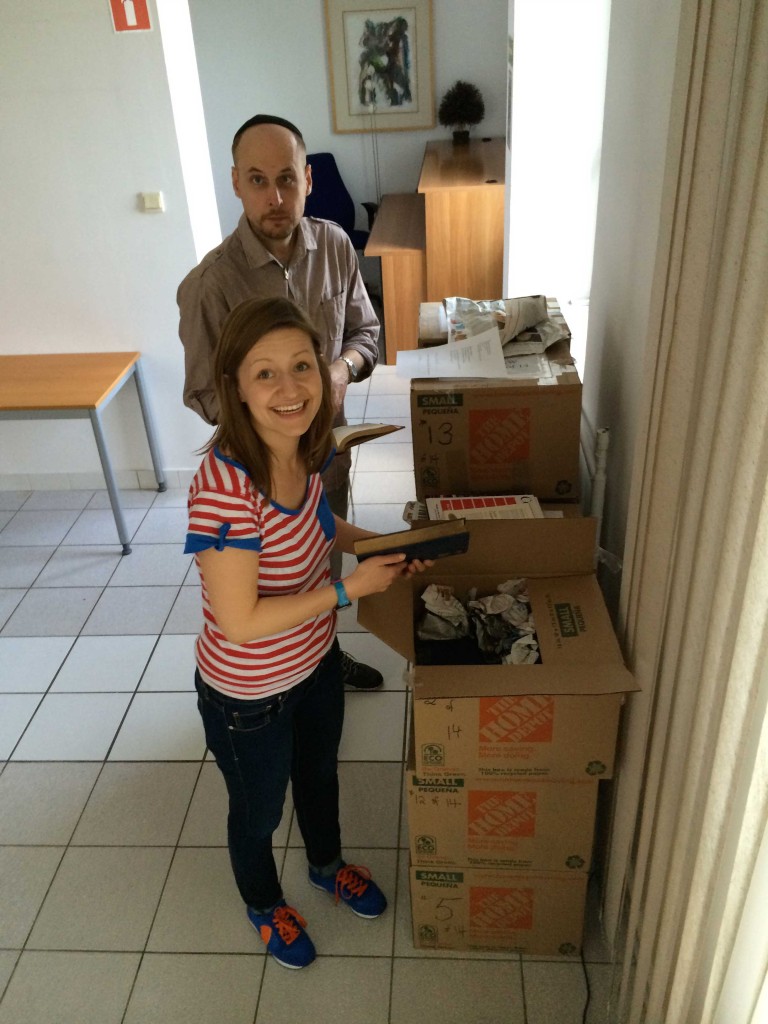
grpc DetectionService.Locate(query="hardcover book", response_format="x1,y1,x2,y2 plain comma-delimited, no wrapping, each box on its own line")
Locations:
354,518,470,563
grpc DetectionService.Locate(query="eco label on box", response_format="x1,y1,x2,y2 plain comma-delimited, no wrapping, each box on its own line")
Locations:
468,407,531,468
478,695,555,745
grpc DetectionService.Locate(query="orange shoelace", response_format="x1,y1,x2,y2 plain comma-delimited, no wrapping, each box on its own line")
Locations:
262,904,307,946
335,864,371,904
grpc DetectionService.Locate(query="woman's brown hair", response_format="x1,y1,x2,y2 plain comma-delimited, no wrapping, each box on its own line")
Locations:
204,296,334,496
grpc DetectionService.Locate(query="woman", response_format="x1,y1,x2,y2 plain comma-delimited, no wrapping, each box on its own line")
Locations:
184,295,428,969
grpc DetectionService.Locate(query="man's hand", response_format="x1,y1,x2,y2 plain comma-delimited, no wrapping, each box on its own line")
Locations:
329,359,350,414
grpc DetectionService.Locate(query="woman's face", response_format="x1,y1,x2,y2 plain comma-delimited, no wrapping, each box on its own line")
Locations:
236,327,323,448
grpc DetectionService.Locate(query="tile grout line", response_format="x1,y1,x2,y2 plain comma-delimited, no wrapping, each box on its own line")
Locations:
117,754,209,1024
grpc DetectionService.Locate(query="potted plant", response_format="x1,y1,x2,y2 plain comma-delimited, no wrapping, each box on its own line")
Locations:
438,80,485,145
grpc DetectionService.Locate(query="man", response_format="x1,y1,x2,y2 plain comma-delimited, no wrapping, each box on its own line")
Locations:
178,113,383,689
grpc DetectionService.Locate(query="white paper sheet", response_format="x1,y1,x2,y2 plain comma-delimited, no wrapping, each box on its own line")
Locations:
395,327,508,379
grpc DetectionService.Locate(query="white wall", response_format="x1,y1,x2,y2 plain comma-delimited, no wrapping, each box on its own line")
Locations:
0,0,211,486
506,0,611,317
583,0,682,585
189,0,510,239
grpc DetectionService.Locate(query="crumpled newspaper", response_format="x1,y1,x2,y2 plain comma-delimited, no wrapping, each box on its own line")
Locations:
468,579,539,664
445,295,549,344
501,315,570,360
417,583,470,640
416,579,540,664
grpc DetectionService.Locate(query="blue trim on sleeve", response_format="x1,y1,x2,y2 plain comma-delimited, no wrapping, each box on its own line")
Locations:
184,531,262,555
316,488,337,542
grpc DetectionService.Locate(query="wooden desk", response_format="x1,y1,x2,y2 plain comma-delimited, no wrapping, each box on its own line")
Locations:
0,352,166,554
418,137,506,302
364,192,426,364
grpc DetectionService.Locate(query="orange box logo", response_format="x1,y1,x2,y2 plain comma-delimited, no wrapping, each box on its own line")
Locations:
467,790,537,838
469,408,530,467
470,886,534,931
478,695,555,744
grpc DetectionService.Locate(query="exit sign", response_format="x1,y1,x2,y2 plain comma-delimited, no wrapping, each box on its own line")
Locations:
109,0,151,33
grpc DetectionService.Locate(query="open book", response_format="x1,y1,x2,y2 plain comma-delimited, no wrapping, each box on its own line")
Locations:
332,422,404,454
354,518,470,563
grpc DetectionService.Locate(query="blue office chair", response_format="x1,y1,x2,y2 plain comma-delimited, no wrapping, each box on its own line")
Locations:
304,152,378,250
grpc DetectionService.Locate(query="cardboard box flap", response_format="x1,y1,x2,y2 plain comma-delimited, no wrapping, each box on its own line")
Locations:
423,518,598,577
411,661,636,698
358,578,415,661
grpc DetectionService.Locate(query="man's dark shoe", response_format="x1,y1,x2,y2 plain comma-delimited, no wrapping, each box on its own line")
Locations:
340,650,383,689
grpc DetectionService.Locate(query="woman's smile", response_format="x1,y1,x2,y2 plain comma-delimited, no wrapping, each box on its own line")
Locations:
272,400,308,415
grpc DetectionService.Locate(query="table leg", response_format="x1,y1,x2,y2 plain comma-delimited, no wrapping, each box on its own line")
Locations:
89,408,132,555
133,359,167,492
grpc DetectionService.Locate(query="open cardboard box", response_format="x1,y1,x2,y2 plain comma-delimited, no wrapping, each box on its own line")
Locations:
359,518,637,781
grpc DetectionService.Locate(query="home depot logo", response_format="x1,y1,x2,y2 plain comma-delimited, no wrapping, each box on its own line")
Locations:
468,407,530,466
470,885,534,931
467,790,537,838
478,695,555,744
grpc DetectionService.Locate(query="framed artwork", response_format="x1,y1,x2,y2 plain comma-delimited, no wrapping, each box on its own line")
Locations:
324,0,434,133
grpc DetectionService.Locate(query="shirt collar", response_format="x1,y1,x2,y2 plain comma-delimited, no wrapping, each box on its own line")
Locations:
236,213,317,270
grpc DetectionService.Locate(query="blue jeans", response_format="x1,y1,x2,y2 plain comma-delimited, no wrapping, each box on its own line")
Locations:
194,639,344,911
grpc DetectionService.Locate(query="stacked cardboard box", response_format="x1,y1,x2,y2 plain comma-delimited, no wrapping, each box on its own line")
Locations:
411,302,582,503
359,518,636,955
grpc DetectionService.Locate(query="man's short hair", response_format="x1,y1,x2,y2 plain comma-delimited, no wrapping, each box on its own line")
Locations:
231,114,305,161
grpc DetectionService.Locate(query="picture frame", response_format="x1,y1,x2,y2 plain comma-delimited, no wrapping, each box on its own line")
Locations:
324,0,434,133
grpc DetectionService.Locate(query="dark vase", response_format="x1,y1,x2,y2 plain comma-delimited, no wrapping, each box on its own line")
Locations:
452,129,470,146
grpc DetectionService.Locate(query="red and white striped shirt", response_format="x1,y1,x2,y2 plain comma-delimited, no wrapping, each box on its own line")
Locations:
185,447,337,698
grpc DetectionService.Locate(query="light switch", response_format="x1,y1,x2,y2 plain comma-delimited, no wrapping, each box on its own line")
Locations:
140,191,165,212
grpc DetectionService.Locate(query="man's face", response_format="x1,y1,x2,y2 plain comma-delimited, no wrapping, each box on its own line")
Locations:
231,124,312,249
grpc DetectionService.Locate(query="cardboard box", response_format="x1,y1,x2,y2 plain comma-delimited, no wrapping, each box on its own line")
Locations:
410,864,587,955
411,340,582,503
406,769,598,871
358,518,637,781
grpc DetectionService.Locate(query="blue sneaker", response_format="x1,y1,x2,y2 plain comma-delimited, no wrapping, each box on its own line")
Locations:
247,900,316,969
308,863,387,919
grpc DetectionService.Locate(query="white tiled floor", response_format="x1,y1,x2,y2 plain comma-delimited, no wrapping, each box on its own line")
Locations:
0,365,617,1023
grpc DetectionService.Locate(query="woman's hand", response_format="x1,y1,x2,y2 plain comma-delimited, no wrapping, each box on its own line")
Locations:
343,553,408,600
400,558,434,576
343,553,434,601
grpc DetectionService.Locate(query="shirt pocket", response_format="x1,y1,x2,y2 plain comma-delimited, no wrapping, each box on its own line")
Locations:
320,290,346,351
